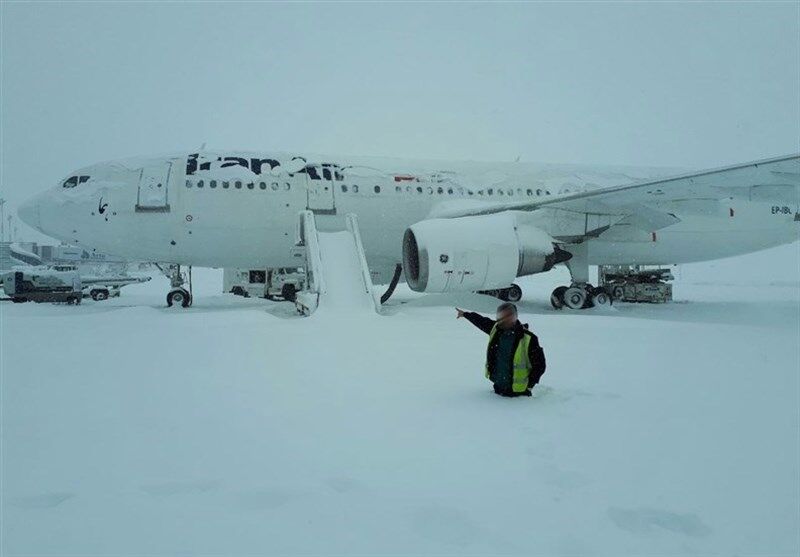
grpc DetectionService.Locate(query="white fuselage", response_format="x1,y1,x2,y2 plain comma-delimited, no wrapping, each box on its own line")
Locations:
18,151,800,282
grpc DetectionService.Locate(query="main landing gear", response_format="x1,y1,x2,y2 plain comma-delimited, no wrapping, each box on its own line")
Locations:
549,241,611,310
550,283,611,310
155,263,193,308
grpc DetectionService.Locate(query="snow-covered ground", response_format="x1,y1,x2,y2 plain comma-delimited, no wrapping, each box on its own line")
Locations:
2,243,798,555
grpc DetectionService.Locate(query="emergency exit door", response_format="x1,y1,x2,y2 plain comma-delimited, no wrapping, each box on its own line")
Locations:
304,164,337,214
136,162,172,212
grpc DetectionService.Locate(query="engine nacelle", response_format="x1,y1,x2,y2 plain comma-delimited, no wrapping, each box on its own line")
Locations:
402,213,571,293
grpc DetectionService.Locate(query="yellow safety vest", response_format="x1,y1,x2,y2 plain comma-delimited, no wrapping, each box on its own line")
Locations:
485,324,533,393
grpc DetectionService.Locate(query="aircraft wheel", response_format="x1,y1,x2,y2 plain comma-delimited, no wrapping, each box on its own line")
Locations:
506,284,523,303
167,288,191,308
562,287,586,310
611,284,625,301
550,286,567,309
592,288,612,307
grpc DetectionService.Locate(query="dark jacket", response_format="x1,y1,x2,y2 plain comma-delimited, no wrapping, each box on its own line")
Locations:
463,311,546,394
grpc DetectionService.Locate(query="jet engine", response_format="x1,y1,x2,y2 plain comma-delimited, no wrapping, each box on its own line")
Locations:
402,213,571,293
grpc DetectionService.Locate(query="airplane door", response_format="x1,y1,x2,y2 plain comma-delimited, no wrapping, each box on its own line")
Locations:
304,164,337,214
136,162,172,212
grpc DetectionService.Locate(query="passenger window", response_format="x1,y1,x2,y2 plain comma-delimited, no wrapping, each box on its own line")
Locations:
341,185,348,193
259,182,266,190
272,182,279,191
487,188,493,195
374,185,381,193
395,186,402,193
197,180,204,188
527,189,533,196
235,181,242,189
284,182,291,190
416,186,423,194
210,180,217,189
322,168,332,180
498,189,504,196
247,182,254,190
79,176,90,184
185,180,192,188
427,187,433,194
447,188,453,195
222,181,230,189
437,187,443,194
536,189,542,196
63,176,78,188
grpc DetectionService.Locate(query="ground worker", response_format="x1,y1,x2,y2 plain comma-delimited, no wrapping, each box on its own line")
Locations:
456,302,546,397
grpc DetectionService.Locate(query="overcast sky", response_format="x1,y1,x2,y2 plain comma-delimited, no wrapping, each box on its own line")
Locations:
1,1,798,237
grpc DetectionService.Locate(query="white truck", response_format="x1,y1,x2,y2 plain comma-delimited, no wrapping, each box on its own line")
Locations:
223,267,306,301
2,269,83,304
1,267,151,303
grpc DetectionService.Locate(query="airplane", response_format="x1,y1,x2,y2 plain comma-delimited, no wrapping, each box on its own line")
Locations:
17,150,800,309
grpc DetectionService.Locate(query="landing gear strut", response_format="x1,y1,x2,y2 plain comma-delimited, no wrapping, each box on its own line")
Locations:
156,263,193,308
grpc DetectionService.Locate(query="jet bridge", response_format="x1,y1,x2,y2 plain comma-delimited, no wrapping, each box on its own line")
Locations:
293,210,380,316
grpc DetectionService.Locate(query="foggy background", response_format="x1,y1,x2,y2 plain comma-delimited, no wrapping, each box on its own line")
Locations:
1,1,799,241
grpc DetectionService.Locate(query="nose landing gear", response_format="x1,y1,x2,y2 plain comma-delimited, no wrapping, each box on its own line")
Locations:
155,263,193,308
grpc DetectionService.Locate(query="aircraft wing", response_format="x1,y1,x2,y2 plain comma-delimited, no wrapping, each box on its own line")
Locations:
431,154,800,228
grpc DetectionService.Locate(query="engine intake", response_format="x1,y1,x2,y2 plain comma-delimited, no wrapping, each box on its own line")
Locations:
402,214,571,293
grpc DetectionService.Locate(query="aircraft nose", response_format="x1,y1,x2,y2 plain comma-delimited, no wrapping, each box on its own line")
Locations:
17,194,42,231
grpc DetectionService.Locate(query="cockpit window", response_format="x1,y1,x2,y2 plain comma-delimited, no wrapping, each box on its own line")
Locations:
62,175,90,188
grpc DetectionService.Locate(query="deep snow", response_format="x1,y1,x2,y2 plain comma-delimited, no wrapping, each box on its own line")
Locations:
1,243,798,555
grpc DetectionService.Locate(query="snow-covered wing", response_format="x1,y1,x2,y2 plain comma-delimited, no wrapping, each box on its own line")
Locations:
433,153,800,221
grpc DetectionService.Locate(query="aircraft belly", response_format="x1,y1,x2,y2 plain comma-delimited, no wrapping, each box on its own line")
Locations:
589,227,797,265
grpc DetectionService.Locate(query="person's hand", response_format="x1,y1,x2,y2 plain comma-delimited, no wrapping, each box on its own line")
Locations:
455,308,465,319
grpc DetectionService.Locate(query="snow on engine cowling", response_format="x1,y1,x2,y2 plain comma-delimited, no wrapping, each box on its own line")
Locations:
402,213,572,293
